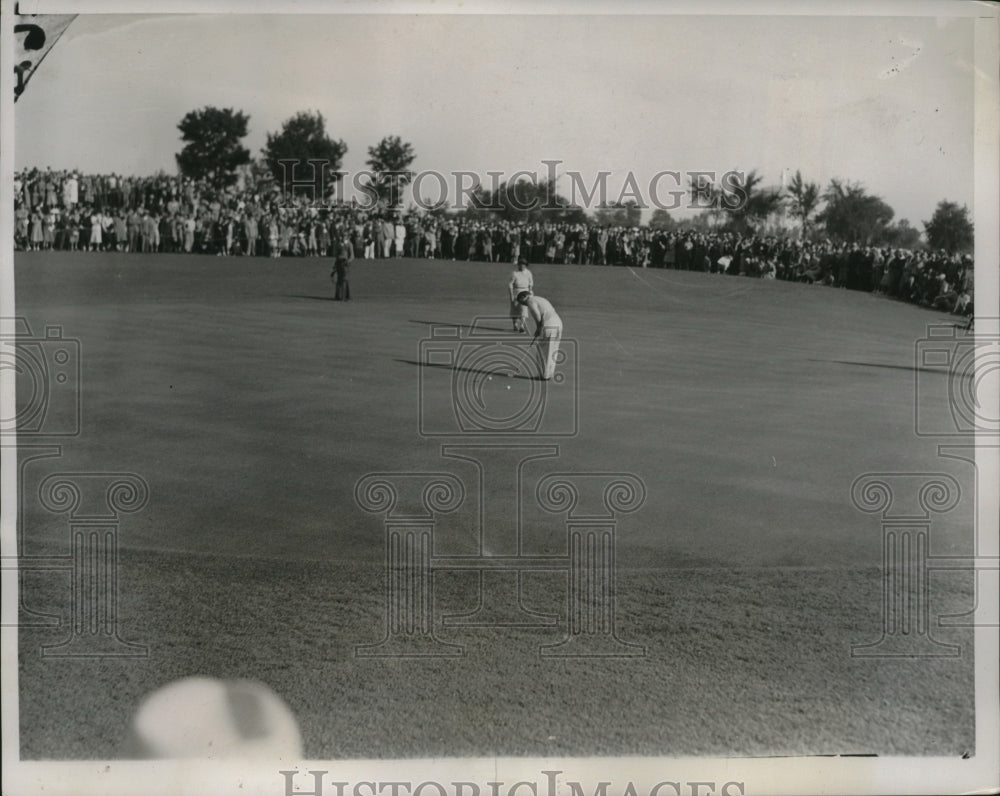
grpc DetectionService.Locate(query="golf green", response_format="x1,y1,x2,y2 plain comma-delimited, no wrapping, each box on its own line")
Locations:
13,252,976,759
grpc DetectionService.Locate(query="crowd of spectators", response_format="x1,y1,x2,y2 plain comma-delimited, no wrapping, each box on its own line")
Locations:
14,166,974,318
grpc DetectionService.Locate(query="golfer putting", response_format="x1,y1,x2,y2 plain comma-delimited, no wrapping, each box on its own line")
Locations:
516,290,563,381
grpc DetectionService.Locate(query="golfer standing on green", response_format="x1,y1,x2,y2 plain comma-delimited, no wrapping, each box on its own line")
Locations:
332,231,353,301
508,256,534,332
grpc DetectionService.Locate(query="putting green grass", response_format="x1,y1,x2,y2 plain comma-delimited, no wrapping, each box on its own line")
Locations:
14,252,975,759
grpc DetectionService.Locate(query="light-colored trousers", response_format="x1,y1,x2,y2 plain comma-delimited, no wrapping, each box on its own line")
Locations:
537,325,562,380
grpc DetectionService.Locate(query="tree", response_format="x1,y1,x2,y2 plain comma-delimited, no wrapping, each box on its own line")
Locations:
676,213,717,233
720,170,784,233
365,135,416,209
882,219,922,250
425,199,455,220
923,201,973,254
466,176,587,224
686,174,724,230
647,208,676,231
688,173,721,209
175,106,251,187
593,200,642,228
786,170,821,237
687,170,782,232
262,111,347,199
816,179,894,244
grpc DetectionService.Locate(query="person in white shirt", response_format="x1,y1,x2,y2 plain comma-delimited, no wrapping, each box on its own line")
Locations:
381,218,394,257
516,291,563,381
63,173,79,208
508,257,534,333
394,220,406,258
89,209,103,251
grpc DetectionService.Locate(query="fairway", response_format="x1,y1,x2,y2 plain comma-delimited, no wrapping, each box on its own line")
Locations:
14,252,975,759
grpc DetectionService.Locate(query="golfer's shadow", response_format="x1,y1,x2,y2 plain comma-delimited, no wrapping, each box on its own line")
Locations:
408,319,511,334
395,358,538,381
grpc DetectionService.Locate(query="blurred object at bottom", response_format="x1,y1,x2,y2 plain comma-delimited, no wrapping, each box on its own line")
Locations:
123,676,302,760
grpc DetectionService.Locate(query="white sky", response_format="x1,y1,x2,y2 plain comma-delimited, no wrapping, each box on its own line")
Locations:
13,9,976,225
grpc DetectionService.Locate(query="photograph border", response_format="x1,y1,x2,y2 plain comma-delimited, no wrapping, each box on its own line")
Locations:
2,1,997,794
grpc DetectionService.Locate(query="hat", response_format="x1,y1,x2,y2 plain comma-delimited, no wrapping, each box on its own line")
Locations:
516,290,531,303
517,256,528,266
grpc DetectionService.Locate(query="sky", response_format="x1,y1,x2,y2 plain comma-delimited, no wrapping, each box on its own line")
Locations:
12,8,978,226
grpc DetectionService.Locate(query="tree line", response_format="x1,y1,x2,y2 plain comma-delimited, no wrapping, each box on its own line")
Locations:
176,106,416,209
175,106,974,254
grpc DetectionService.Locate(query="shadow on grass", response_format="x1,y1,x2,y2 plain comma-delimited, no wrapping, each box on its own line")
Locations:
810,359,972,378
395,359,537,381
409,319,512,334
286,294,337,302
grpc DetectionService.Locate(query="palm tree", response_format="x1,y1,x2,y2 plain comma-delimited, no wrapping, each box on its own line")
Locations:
721,170,784,233
786,170,821,238
817,178,894,245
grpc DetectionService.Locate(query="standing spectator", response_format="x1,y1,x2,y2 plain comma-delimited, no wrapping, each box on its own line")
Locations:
140,211,156,253
373,216,386,259
42,207,57,250
15,203,29,250
455,223,471,260
317,216,330,256
29,207,44,250
224,214,235,256
79,209,92,251
394,217,406,258
381,216,395,258
493,226,508,263
871,247,885,293
89,207,104,251
307,218,318,257
67,210,81,251
183,214,196,253
159,213,175,253
45,175,58,208
352,222,365,261
279,216,293,256
106,173,117,208
63,172,79,208
55,206,69,250
532,226,546,263
362,220,374,259
114,211,127,252
508,225,520,264
544,229,556,263
267,216,279,257
100,209,115,251
152,211,163,252
244,213,259,256
126,209,140,252
80,174,92,207
425,222,438,259
171,213,186,254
